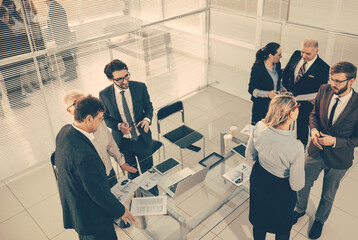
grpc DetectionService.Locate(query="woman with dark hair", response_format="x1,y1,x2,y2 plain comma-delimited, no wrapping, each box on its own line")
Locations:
246,93,305,240
248,42,285,125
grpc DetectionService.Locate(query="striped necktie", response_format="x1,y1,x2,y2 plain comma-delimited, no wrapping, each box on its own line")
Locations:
295,62,307,84
120,91,138,141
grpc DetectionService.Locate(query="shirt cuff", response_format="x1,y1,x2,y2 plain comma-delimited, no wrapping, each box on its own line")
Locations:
253,89,269,98
144,117,151,124
332,137,337,148
118,123,121,130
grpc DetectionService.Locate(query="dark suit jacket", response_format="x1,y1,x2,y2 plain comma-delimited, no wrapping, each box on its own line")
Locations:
282,50,329,96
55,124,125,234
48,1,71,45
307,85,358,169
248,61,282,101
99,81,153,148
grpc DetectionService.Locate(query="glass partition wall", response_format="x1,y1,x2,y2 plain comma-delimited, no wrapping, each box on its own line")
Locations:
1,0,357,182
208,0,358,98
0,0,208,181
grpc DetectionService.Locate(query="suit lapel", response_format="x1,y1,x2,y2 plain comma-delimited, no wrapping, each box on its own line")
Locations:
322,88,334,128
291,54,301,80
129,81,138,120
331,90,357,127
109,85,122,120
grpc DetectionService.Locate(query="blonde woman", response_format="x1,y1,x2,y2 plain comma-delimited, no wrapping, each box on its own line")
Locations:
245,92,305,240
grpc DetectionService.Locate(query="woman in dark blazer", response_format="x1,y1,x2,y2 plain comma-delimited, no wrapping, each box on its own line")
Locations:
248,42,284,125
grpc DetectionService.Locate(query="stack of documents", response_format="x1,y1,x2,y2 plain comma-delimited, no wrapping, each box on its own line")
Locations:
130,196,167,216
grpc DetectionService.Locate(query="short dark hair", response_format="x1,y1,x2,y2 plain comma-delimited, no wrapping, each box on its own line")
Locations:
74,95,105,122
330,61,357,80
104,59,128,79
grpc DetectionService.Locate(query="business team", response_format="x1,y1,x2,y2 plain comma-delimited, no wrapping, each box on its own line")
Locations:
248,39,358,239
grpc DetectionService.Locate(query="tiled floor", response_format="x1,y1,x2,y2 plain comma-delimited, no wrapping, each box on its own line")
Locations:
0,87,357,239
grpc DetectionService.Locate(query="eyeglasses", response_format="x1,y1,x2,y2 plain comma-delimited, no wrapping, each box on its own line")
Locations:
113,72,131,82
330,77,351,84
66,100,76,111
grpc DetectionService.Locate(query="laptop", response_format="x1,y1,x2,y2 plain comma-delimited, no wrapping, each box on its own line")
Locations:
158,167,209,198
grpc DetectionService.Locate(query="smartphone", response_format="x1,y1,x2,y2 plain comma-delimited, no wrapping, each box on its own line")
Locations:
232,144,246,158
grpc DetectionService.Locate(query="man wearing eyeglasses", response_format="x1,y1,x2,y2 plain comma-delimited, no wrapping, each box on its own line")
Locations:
292,61,358,239
99,59,158,196
55,95,135,240
282,39,330,146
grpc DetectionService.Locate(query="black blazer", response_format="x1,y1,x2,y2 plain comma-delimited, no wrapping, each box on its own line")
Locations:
248,61,282,101
308,85,358,169
55,125,125,234
99,81,153,147
282,50,329,97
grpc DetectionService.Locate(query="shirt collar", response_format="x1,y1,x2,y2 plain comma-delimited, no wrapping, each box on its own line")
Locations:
269,126,296,137
114,83,129,94
303,54,317,67
332,89,353,104
72,124,95,142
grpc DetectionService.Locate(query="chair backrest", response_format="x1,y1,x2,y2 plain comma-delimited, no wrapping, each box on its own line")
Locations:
50,152,58,181
157,101,184,121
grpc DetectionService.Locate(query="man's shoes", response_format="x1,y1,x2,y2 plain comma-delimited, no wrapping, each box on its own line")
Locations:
292,211,305,224
60,71,70,78
116,219,131,229
308,220,324,239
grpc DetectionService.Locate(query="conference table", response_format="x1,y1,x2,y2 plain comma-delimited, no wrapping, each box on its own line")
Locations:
121,113,253,240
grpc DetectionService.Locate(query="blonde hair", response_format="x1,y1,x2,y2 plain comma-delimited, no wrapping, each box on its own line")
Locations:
63,89,84,107
263,92,297,128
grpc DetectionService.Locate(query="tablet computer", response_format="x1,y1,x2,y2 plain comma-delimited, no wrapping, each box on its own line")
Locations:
199,152,224,169
154,157,181,175
232,144,246,158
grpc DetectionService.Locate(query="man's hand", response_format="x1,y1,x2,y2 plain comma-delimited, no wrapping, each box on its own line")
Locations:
280,86,287,93
268,90,278,99
136,119,150,133
311,128,323,150
120,163,137,175
121,208,136,225
120,122,132,135
318,132,336,147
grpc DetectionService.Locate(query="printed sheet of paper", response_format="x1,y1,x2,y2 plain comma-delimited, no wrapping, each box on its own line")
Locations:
130,196,167,216
240,124,254,136
111,179,139,202
223,163,251,187
132,171,163,190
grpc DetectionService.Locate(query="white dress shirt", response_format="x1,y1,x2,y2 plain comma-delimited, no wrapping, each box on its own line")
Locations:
328,89,353,126
92,122,125,175
245,121,305,191
114,85,140,138
294,54,318,79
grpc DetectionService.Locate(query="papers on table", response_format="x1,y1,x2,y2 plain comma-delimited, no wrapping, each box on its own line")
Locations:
223,163,251,187
240,124,254,136
111,179,139,202
130,196,167,216
132,170,163,190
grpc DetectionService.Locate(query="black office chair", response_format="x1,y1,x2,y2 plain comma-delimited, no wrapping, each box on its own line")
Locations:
157,101,205,167
151,139,163,162
50,152,58,182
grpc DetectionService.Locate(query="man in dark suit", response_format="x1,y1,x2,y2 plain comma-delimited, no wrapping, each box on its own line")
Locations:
292,61,358,239
55,95,135,240
283,39,330,145
99,59,158,195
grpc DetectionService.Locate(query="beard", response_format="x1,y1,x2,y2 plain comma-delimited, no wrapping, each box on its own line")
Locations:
331,83,348,95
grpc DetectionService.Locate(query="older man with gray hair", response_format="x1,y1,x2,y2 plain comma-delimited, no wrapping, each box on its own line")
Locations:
282,39,330,146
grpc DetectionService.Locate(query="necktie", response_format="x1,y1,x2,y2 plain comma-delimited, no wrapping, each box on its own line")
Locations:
295,62,307,83
120,91,138,141
328,98,339,127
